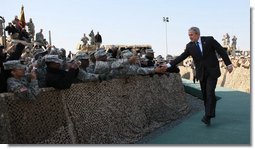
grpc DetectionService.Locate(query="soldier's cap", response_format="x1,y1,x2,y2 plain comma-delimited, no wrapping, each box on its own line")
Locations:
49,48,62,55
34,49,48,60
121,50,133,59
60,48,65,52
34,48,45,56
145,49,154,54
156,55,164,63
34,42,42,46
3,60,26,70
156,55,163,59
44,55,63,64
94,48,107,58
75,52,90,60
166,55,174,60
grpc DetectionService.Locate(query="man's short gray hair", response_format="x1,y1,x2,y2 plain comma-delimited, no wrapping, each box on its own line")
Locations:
189,27,200,35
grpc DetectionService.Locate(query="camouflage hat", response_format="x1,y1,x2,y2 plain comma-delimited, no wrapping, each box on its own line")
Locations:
49,48,60,55
166,55,174,61
75,52,90,60
94,48,107,58
44,55,63,64
34,49,48,60
34,42,42,46
3,60,26,70
121,50,133,59
145,49,154,54
34,48,45,56
156,55,164,63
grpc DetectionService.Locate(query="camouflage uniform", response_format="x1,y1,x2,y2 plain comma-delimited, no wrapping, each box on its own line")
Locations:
74,52,99,82
86,63,95,73
26,18,35,38
110,58,130,77
3,60,40,100
35,57,47,87
87,51,96,73
94,61,111,75
142,49,155,68
119,50,155,76
94,49,129,79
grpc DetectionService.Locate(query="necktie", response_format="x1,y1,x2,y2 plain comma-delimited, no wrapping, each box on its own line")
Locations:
196,42,202,56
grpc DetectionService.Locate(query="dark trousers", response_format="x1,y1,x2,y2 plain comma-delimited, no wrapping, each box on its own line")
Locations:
199,74,218,118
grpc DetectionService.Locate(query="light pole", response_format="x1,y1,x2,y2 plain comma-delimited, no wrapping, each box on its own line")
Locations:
163,17,169,56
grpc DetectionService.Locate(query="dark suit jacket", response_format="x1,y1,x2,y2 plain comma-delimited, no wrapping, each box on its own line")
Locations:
169,36,231,80
46,67,79,89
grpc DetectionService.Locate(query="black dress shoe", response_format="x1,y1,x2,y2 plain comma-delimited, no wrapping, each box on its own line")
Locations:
201,116,211,125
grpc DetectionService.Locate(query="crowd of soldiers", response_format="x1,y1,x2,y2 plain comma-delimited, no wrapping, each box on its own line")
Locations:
2,15,48,48
0,15,182,101
0,39,180,100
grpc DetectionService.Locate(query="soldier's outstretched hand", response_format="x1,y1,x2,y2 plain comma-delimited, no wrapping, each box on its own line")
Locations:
128,56,138,64
155,66,167,74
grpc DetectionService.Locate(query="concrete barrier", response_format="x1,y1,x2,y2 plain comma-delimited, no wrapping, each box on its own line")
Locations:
0,74,190,144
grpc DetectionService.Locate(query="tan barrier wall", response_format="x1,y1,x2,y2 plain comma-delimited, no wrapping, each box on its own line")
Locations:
0,74,190,144
179,66,250,93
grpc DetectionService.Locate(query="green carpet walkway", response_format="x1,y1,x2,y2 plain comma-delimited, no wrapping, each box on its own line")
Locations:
145,79,251,144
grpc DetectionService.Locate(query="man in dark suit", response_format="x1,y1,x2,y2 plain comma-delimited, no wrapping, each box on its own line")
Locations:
166,27,233,125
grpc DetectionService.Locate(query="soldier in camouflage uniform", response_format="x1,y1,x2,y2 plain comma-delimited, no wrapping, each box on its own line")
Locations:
94,49,112,80
74,52,99,82
87,51,96,73
81,33,89,46
3,60,40,100
155,55,166,67
34,56,47,88
166,54,174,63
26,18,35,40
116,50,165,76
94,48,137,79
140,49,155,67
110,49,134,77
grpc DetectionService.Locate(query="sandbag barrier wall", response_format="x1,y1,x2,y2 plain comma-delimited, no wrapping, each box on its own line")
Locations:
179,66,250,93
0,74,190,144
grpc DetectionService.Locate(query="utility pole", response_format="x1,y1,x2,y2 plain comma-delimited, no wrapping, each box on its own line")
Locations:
163,17,169,56
49,30,52,46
